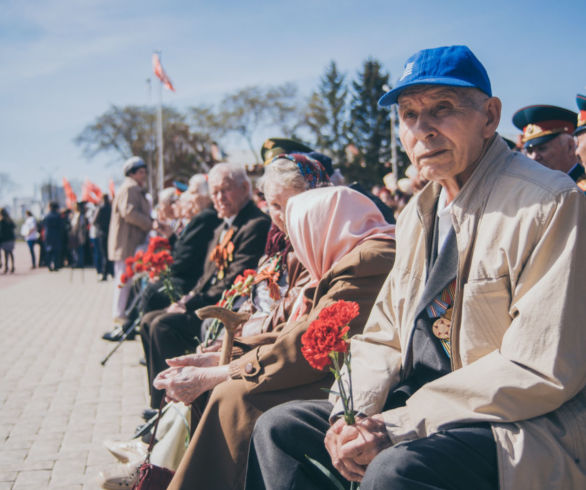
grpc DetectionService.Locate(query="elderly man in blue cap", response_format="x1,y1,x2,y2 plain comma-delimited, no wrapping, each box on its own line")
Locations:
246,45,586,490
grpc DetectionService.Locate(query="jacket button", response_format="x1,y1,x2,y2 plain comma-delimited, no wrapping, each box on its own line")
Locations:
245,362,254,374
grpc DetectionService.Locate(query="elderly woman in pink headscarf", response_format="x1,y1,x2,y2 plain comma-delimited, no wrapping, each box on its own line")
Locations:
161,185,396,490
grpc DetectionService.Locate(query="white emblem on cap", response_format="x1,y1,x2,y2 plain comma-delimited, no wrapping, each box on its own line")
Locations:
400,62,414,81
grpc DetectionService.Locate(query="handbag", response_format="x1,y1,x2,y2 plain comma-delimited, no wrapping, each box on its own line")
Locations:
134,400,175,490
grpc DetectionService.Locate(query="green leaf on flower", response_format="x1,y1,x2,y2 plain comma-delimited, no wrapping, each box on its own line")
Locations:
322,388,340,396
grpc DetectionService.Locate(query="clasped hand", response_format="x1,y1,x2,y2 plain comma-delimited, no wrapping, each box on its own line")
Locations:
153,352,229,405
324,414,392,482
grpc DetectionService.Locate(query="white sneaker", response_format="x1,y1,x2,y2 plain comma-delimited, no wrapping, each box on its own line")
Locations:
98,461,141,489
104,439,148,464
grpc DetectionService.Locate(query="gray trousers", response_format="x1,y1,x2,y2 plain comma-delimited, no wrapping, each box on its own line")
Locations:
246,399,498,490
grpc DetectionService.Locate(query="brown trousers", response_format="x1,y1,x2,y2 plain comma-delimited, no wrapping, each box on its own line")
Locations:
168,377,327,490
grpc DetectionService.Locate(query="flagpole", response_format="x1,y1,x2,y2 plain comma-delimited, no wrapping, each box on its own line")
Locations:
155,51,164,192
146,78,154,199
156,79,164,192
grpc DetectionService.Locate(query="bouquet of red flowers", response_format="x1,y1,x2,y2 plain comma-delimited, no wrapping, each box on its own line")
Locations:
203,269,257,346
301,299,360,424
120,236,178,302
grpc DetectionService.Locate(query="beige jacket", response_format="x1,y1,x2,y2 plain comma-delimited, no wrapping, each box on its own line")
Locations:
332,136,586,489
107,177,152,261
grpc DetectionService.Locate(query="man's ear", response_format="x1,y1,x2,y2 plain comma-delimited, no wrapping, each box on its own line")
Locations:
482,97,502,138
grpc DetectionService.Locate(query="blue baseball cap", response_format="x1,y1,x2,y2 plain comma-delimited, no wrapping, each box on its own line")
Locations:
379,45,492,107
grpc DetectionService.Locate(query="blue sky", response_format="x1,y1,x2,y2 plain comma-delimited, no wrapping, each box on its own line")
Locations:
1,0,584,206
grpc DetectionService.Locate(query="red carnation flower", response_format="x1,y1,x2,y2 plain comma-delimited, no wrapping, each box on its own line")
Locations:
318,300,360,328
301,320,350,371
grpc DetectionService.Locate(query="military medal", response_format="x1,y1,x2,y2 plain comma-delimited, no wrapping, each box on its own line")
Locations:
432,308,452,357
210,227,235,280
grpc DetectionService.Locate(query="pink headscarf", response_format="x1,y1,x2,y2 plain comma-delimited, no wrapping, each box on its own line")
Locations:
286,186,395,319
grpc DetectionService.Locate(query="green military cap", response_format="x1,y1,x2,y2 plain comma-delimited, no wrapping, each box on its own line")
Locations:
260,137,313,165
512,105,577,148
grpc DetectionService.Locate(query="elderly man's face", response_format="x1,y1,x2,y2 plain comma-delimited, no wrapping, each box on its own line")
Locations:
209,174,249,219
131,167,148,187
526,134,576,173
398,87,497,186
574,133,586,165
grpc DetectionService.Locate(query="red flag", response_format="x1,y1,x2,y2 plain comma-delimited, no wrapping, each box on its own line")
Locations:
152,53,175,92
62,177,77,210
109,179,115,199
81,179,103,204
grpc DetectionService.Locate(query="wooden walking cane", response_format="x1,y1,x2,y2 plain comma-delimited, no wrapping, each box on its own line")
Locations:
196,305,251,364
189,305,250,435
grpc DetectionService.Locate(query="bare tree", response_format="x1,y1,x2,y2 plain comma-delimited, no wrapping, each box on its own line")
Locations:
75,105,221,191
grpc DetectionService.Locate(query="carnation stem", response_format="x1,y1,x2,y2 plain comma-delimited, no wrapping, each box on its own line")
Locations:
332,353,354,425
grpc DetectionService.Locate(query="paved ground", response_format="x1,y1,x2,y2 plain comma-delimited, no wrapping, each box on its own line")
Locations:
0,242,149,489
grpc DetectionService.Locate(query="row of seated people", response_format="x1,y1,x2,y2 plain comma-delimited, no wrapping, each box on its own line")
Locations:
99,150,397,489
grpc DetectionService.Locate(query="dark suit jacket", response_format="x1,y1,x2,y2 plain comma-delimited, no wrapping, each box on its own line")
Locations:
170,206,221,292
42,212,64,250
184,200,271,311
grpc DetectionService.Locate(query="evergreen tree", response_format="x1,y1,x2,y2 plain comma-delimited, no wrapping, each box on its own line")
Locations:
346,58,391,186
305,61,348,165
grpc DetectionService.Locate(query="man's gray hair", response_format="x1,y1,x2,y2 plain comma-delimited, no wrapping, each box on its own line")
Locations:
188,174,209,197
208,163,251,196
158,187,178,205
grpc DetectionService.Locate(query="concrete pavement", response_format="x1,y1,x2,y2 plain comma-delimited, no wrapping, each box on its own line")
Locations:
0,242,149,489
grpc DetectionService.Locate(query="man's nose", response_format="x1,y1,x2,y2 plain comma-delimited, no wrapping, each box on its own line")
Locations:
412,114,437,141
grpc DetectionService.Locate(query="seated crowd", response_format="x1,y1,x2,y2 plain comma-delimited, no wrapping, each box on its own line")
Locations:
98,45,585,490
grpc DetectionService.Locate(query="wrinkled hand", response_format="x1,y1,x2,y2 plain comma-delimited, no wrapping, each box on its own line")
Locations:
325,415,392,482
153,365,230,405
166,302,186,314
166,352,220,368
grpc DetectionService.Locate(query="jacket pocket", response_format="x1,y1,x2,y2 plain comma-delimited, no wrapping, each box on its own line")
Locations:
459,276,511,364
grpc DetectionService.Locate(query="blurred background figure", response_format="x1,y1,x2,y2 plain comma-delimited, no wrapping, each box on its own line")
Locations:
153,187,179,238
20,210,40,269
0,208,16,274
70,201,88,268
87,202,101,276
108,156,152,325
42,202,65,271
95,194,114,281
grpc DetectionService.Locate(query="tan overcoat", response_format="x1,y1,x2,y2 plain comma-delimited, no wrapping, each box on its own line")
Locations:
107,177,152,261
168,238,396,490
331,136,586,490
